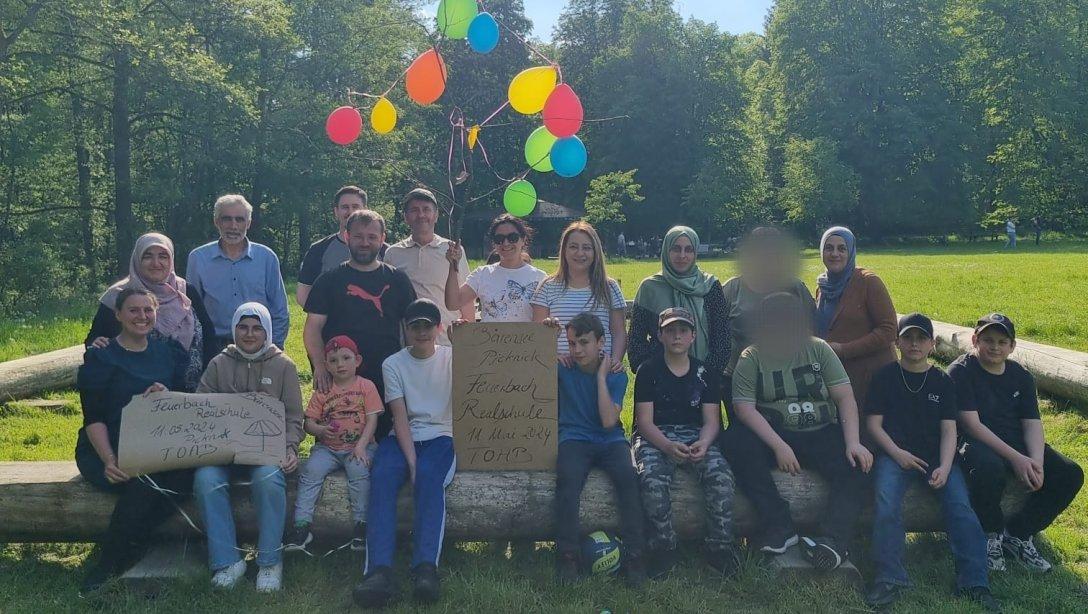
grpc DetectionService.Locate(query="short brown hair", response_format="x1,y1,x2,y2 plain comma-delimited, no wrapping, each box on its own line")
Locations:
345,209,386,235
566,312,605,340
115,288,158,312
334,185,368,207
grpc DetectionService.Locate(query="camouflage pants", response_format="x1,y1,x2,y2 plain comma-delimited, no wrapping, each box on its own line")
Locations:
635,424,736,552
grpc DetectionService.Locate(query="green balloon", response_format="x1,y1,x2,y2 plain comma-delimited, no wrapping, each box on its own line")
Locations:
524,126,557,172
504,180,537,217
436,0,478,40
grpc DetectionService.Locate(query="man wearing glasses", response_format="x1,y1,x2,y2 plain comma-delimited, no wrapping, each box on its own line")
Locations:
186,194,290,355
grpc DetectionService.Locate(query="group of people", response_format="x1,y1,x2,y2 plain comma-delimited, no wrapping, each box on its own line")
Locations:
74,186,1083,612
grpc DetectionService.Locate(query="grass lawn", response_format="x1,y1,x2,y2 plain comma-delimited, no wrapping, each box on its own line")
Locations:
2,240,1087,612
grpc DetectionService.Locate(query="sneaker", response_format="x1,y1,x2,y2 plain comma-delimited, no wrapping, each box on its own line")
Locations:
411,563,441,604
211,559,247,589
78,561,117,599
1002,532,1052,572
759,527,800,554
283,521,313,553
622,554,648,588
647,548,677,580
353,566,396,609
256,562,283,593
705,545,741,578
959,586,1003,613
351,521,367,552
986,533,1007,572
864,582,905,608
555,551,581,585
800,536,844,570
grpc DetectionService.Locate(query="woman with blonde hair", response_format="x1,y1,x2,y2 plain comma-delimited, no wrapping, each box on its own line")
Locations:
532,221,626,371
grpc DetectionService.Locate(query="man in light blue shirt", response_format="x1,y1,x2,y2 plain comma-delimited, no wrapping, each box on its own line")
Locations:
186,194,290,353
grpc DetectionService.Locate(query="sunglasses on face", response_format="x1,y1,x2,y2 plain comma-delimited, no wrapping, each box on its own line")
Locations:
492,232,522,245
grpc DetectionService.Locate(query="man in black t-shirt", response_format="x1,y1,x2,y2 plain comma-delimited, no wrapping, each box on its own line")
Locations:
949,313,1083,573
633,308,738,579
303,210,415,438
296,185,389,307
864,313,996,611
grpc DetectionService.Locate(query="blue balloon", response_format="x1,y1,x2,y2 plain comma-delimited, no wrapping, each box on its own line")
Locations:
550,136,587,178
467,12,499,54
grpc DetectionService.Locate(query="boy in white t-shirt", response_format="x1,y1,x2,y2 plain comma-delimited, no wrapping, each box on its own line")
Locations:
353,299,454,609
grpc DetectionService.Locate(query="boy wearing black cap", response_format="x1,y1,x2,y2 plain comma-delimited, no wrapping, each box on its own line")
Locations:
354,299,455,608
948,313,1084,573
634,307,737,578
865,313,998,611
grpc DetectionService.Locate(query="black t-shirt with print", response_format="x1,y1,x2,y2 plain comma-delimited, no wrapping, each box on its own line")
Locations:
946,353,1039,453
867,362,957,470
634,354,721,429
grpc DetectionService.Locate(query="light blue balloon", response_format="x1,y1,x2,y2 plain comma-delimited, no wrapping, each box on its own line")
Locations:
467,12,500,54
550,136,588,178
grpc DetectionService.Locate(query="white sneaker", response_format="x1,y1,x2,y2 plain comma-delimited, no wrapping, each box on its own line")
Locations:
1002,532,1053,572
211,559,247,589
986,532,1007,572
256,562,283,592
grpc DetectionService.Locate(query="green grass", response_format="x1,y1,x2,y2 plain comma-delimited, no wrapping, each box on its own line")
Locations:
2,242,1088,612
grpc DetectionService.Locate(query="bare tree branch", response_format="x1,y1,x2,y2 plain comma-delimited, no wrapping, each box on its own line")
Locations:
1,1,50,58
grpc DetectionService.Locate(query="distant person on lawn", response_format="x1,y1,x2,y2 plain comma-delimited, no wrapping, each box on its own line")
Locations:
88,232,216,390
1005,219,1017,249
186,194,290,355
864,313,999,612
949,313,1083,573
75,288,194,596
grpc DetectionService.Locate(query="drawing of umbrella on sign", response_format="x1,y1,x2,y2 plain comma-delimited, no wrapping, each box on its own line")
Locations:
244,419,282,453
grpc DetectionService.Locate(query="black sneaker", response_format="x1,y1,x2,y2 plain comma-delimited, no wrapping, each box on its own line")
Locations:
411,563,441,604
555,551,581,585
351,521,367,552
353,566,396,609
78,561,117,599
705,545,741,578
647,548,677,580
864,582,905,608
959,586,1002,613
800,536,845,570
283,521,313,553
622,554,648,588
759,527,800,554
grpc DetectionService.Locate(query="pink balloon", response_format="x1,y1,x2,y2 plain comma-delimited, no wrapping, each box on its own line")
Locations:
326,106,362,145
542,84,583,138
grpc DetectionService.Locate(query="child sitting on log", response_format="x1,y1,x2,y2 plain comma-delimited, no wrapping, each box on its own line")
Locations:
353,299,454,609
948,313,1084,573
552,312,647,586
864,313,999,611
634,307,738,579
284,335,383,554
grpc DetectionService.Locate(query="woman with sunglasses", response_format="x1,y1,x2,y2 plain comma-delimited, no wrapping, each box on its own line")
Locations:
445,214,546,322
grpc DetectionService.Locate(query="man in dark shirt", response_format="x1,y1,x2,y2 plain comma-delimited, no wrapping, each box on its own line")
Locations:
948,313,1083,573
296,185,389,307
303,210,415,438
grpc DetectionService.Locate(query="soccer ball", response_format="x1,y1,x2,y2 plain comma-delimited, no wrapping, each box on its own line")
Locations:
581,530,621,575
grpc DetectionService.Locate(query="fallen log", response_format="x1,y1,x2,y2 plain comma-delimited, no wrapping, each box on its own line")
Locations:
0,461,1027,543
0,344,83,402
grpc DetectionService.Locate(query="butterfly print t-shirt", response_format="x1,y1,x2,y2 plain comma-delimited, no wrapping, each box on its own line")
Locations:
465,262,546,322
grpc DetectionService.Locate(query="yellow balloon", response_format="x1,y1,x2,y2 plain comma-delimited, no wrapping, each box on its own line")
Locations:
371,97,397,134
508,66,558,115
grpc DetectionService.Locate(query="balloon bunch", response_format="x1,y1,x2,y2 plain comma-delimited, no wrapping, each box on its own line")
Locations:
324,0,592,221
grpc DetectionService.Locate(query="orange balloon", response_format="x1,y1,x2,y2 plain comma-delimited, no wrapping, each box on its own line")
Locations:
405,48,448,106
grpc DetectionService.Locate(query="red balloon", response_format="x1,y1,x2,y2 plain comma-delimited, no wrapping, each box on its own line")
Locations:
405,48,448,106
326,106,362,145
543,84,583,138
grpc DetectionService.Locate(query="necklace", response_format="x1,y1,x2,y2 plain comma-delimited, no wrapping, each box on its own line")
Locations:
899,364,929,394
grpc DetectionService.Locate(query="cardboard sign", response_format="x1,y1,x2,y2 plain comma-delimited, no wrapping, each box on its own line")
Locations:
117,391,287,475
451,322,558,470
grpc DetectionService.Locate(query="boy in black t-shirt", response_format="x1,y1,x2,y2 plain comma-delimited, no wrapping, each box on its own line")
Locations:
865,313,998,611
634,308,738,579
949,313,1083,573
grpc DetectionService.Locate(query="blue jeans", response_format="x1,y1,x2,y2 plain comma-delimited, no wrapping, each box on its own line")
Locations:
872,455,988,590
364,435,455,573
294,443,377,524
194,464,286,570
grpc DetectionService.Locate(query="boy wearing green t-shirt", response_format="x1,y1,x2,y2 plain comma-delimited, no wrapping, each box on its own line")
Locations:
722,292,872,570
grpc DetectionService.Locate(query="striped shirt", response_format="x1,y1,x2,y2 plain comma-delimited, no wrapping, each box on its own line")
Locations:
530,277,625,356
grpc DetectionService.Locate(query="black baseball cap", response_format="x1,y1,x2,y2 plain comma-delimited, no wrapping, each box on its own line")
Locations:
658,307,696,329
404,298,441,326
897,313,934,339
975,313,1015,340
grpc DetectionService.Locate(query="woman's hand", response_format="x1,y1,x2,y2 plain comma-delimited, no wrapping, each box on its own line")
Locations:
143,382,167,395
281,449,298,473
90,336,110,349
557,353,574,368
610,356,625,373
104,459,130,484
446,241,463,269
541,317,562,329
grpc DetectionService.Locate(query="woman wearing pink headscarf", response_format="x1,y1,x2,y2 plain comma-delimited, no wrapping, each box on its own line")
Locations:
88,232,215,389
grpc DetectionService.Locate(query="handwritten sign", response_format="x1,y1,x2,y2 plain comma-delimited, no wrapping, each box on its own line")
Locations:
451,322,558,470
117,391,286,475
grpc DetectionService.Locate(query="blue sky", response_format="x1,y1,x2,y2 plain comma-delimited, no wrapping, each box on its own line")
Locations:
426,1,775,39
